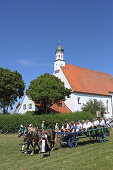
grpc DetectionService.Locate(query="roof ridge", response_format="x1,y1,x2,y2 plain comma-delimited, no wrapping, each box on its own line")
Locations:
65,63,112,76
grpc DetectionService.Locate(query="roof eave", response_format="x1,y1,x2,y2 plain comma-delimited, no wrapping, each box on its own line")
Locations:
73,91,111,97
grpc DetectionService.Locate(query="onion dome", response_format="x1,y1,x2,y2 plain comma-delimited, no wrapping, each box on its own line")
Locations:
55,43,64,54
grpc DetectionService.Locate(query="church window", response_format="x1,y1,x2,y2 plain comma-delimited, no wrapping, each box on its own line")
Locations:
23,104,26,110
78,97,81,104
106,100,108,111
29,103,32,109
67,94,70,98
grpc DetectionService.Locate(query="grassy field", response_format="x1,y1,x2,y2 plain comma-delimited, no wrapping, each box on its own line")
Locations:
0,132,113,170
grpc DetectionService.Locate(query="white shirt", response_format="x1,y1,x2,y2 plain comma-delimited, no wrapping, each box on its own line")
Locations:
86,122,92,129
61,125,64,129
93,120,99,127
66,123,70,130
77,123,82,130
100,119,105,126
82,123,87,130
55,124,59,130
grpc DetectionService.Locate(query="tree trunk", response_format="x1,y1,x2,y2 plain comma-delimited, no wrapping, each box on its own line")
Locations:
3,106,8,114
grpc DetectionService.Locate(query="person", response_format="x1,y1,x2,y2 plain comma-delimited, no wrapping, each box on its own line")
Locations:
76,120,82,131
66,122,71,131
99,118,105,127
61,121,67,131
55,123,59,131
86,120,93,129
39,131,51,158
72,122,77,132
93,118,99,127
41,121,45,129
82,120,87,130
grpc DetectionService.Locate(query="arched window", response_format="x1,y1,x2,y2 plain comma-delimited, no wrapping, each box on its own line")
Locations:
78,97,81,104
23,104,26,110
29,103,32,109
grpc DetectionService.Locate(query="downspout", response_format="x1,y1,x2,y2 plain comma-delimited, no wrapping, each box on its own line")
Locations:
109,92,113,117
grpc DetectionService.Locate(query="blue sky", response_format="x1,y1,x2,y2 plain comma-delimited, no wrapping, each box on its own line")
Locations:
0,0,113,92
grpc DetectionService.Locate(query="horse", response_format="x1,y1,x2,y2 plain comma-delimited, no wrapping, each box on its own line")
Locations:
18,126,57,155
25,126,57,150
18,126,41,155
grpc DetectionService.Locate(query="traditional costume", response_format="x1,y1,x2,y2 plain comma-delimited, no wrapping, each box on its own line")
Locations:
41,135,50,153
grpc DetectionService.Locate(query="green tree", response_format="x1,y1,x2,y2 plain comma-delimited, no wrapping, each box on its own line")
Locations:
81,99,106,115
0,68,25,113
26,73,71,113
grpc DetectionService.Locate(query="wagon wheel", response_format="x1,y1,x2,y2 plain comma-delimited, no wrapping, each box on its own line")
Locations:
99,134,106,143
68,137,78,148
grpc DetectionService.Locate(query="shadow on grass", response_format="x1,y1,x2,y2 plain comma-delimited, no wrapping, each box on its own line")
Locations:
59,138,109,148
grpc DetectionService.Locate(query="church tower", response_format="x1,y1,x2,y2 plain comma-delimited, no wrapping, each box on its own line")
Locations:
54,42,65,73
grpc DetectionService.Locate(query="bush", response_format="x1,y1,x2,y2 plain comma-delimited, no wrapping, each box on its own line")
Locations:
0,111,95,132
82,99,106,115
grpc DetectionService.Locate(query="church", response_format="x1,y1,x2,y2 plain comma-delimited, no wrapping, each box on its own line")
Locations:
18,44,113,118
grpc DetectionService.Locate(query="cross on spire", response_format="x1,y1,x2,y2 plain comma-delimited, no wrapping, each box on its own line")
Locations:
58,40,61,46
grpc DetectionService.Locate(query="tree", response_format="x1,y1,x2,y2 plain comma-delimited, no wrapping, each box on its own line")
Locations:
26,73,71,113
0,68,25,113
81,99,106,115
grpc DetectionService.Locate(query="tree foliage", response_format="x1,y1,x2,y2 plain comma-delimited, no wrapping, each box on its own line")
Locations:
0,68,25,113
26,73,71,113
81,99,106,115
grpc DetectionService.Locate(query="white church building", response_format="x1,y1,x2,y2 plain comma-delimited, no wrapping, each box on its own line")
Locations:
18,44,113,118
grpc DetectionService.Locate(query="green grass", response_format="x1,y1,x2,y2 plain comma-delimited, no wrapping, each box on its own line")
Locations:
0,132,113,170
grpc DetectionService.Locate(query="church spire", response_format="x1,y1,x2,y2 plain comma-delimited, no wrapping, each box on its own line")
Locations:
55,41,64,61
54,42,65,73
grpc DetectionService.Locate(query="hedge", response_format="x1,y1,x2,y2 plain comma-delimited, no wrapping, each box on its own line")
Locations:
0,111,95,133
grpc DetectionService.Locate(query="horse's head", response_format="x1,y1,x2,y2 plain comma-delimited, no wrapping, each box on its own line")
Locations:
18,127,24,137
18,126,28,138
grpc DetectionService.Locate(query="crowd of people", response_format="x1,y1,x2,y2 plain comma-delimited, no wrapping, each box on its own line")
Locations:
54,117,113,132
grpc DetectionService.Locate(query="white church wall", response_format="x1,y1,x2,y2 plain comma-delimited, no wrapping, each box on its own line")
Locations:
53,66,71,89
18,95,35,114
65,92,112,117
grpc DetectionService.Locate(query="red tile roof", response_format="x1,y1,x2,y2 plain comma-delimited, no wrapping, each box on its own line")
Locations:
50,101,71,113
61,64,113,96
35,101,71,113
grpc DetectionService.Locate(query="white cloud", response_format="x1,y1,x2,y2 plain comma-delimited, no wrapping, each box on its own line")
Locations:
16,59,53,67
17,59,31,66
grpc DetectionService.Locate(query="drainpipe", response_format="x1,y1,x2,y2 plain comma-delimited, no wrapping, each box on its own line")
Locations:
109,92,113,117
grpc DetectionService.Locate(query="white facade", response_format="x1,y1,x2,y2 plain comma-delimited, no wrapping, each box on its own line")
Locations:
18,95,36,114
